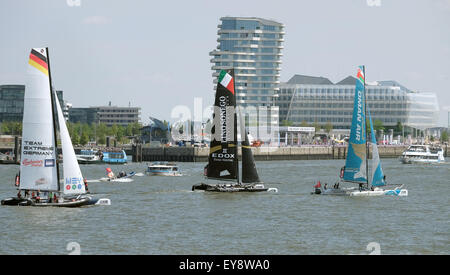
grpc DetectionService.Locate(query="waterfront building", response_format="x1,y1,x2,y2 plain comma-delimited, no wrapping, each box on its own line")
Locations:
276,75,440,130
69,103,141,126
0,85,66,122
210,17,284,139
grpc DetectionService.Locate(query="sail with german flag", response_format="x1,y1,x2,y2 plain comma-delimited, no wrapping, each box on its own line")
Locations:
205,69,238,181
20,48,58,191
28,48,49,76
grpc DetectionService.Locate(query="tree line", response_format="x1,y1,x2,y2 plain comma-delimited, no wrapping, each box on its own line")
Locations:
0,121,143,146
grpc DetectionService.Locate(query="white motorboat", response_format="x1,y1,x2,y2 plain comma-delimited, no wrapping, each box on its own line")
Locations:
399,145,445,164
146,162,181,176
76,149,102,164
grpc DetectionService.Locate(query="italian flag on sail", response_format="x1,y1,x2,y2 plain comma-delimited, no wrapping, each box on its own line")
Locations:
218,70,235,94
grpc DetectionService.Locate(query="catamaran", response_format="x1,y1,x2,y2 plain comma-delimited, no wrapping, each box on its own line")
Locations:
1,48,110,207
313,66,408,197
192,69,277,193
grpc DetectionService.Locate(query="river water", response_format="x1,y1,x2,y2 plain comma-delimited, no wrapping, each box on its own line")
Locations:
0,159,449,255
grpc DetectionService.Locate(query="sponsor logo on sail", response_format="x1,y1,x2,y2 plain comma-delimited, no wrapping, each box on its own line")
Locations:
22,159,43,167
35,178,47,185
65,177,83,190
44,159,55,167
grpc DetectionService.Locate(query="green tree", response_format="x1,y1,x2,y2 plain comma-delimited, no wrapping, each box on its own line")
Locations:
0,122,11,134
373,119,385,132
441,131,449,143
79,132,89,145
116,125,125,143
71,131,80,145
325,121,333,134
300,120,309,127
312,121,320,132
281,120,293,126
131,122,142,136
394,121,403,135
97,123,108,145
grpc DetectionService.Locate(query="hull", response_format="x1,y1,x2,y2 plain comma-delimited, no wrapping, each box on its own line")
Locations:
1,197,32,206
1,197,90,207
86,197,111,206
146,171,181,176
77,157,102,164
32,197,90,207
312,187,356,196
312,185,408,197
349,188,408,197
400,156,444,164
192,183,278,193
99,172,135,182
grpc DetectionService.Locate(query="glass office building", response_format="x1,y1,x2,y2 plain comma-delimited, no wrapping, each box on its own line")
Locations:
210,17,284,133
0,85,66,122
0,85,25,122
69,105,141,127
277,75,439,130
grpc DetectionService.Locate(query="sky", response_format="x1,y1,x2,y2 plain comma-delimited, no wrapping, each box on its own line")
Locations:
1,0,449,127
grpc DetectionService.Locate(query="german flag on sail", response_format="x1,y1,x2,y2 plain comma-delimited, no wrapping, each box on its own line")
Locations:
28,48,48,76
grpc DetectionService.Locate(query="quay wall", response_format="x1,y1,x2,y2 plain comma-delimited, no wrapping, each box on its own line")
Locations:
2,141,449,164
128,145,450,162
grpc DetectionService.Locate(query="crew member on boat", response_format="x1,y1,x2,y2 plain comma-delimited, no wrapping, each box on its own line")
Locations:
84,178,89,193
106,167,115,179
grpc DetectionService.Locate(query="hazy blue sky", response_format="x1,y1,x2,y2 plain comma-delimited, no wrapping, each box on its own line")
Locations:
1,0,449,126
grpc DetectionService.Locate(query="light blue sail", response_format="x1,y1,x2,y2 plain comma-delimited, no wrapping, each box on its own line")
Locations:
368,110,385,187
343,66,367,184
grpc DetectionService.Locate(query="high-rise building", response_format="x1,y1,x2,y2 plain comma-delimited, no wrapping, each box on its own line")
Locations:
276,75,440,130
210,17,284,140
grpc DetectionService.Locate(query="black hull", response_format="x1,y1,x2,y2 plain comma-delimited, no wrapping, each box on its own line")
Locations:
1,197,32,206
192,183,268,193
1,197,90,207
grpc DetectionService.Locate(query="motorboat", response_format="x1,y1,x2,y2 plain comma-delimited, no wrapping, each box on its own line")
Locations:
76,149,102,164
399,145,445,164
146,162,181,176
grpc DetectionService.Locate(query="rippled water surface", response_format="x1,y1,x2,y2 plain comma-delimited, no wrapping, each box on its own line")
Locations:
1,159,449,254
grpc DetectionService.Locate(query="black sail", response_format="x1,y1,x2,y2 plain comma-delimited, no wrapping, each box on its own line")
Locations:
238,107,261,184
205,69,238,182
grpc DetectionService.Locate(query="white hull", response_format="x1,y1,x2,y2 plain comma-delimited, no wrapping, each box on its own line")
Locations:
146,171,182,177
99,177,134,183
349,188,408,197
400,156,444,164
400,145,445,164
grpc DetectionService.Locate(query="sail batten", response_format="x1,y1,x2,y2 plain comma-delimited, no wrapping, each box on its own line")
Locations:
343,66,368,184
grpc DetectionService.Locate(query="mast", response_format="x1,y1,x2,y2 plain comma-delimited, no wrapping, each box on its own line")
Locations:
363,65,369,189
46,47,61,192
235,110,239,185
